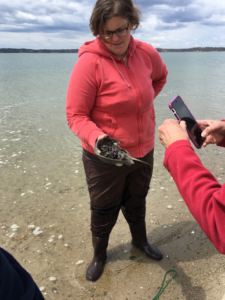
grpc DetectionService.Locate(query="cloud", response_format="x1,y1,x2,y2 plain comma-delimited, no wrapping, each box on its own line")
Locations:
155,22,187,31
202,20,225,26
0,0,225,48
139,0,225,30
160,7,209,24
137,0,194,8
0,0,92,33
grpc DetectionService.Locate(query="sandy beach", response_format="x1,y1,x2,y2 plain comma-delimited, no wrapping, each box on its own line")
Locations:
1,131,225,300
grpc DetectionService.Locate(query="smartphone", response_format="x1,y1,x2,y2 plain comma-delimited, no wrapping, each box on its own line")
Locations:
168,95,205,149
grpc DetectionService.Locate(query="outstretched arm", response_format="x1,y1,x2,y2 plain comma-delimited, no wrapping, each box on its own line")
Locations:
158,119,225,254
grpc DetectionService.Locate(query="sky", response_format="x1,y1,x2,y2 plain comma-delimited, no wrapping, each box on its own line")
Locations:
0,0,225,49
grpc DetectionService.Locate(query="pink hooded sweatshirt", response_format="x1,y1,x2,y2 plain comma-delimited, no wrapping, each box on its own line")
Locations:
66,35,168,157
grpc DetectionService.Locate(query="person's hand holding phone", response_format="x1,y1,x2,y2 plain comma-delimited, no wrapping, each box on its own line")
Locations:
168,95,205,148
197,120,225,147
158,119,189,149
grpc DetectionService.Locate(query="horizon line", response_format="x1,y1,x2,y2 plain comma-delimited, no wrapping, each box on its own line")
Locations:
0,46,225,53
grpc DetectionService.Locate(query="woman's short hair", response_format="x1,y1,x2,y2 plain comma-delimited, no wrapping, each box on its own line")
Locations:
90,0,141,36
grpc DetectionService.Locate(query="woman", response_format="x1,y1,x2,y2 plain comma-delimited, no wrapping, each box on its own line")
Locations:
66,0,168,282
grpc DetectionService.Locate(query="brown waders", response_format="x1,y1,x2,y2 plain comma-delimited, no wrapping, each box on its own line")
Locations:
82,148,162,282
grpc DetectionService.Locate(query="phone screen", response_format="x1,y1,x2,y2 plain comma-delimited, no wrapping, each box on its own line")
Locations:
171,96,204,146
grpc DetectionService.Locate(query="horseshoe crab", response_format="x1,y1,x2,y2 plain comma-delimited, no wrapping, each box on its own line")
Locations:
94,137,151,167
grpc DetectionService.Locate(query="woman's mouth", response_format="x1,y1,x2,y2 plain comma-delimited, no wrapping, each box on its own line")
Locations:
113,42,122,46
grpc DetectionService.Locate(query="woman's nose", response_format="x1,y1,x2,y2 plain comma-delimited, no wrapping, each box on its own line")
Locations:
111,32,120,42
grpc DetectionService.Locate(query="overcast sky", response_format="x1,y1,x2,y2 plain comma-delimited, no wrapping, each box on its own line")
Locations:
1,0,225,49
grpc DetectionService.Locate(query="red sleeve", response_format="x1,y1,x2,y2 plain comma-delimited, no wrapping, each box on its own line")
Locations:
163,140,225,254
217,137,225,147
66,53,105,148
149,46,168,98
217,120,225,147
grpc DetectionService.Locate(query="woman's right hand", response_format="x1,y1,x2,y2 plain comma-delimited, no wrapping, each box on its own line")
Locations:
97,134,108,141
197,120,225,147
94,134,108,149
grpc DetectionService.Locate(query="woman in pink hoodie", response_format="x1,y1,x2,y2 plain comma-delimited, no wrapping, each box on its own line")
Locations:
66,0,168,282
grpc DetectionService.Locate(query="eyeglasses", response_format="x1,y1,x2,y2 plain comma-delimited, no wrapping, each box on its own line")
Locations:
102,25,129,39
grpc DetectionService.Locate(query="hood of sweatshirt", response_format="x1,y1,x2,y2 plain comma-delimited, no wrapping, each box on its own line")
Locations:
78,35,137,88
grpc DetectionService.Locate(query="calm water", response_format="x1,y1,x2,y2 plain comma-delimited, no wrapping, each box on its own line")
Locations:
0,52,224,205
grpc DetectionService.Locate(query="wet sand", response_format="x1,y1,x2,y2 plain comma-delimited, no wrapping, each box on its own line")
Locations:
1,131,225,300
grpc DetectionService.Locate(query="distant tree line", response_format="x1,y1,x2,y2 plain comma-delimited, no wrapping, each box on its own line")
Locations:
0,48,79,53
0,47,225,53
156,47,225,52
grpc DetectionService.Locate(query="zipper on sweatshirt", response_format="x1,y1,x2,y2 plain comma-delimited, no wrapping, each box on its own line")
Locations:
121,55,129,69
123,59,143,157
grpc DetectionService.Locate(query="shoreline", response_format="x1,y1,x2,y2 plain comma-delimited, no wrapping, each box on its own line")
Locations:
0,47,225,53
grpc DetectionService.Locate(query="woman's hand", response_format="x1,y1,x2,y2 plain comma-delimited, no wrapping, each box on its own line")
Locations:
97,134,108,141
158,119,189,149
94,134,108,149
197,120,225,147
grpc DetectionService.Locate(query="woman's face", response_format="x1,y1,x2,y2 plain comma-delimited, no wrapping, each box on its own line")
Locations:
102,16,132,58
